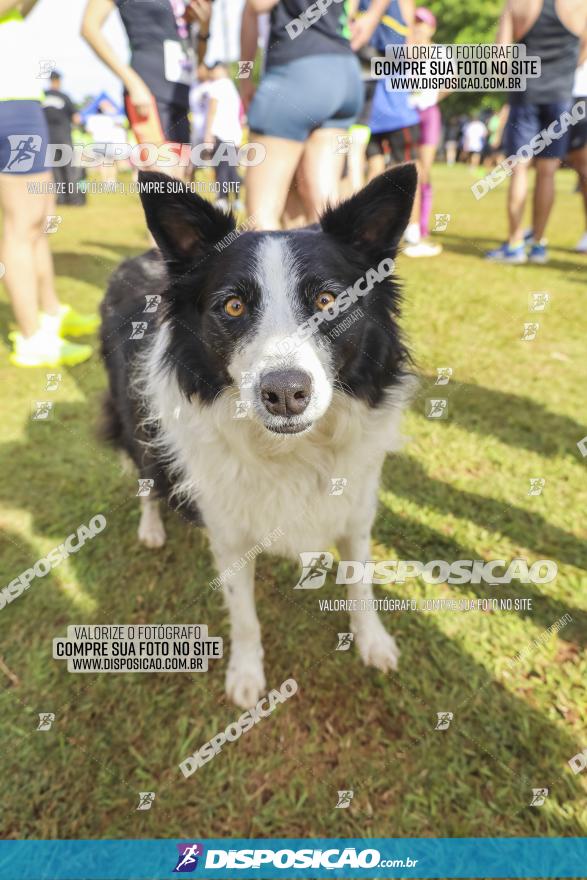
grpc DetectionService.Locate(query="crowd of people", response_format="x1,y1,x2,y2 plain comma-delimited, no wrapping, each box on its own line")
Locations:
0,0,586,368
485,0,587,264
0,1,99,369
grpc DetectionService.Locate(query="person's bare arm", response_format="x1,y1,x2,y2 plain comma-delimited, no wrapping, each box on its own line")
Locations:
203,95,218,146
0,0,25,15
185,0,212,64
579,24,587,65
496,0,514,44
398,0,415,42
495,103,510,140
351,0,404,50
81,0,152,115
239,1,258,110
0,0,40,15
20,0,40,14
241,0,258,62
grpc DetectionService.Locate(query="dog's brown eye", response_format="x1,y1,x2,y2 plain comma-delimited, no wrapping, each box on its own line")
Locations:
315,291,336,311
224,297,245,317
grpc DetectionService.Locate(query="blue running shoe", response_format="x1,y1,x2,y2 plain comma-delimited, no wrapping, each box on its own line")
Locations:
485,242,527,263
523,228,534,243
528,242,549,264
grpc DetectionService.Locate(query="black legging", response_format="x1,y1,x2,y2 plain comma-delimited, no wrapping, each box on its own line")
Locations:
215,138,241,194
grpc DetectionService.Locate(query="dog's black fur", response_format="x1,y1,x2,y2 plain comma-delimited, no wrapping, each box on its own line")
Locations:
99,165,417,516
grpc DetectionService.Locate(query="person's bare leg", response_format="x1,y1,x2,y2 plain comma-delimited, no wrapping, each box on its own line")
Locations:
281,170,307,229
296,128,346,222
158,152,189,182
246,134,304,230
569,146,587,229
408,158,422,229
347,132,369,194
532,157,560,241
0,172,51,337
507,160,530,244
137,495,166,548
419,144,435,187
418,144,436,238
36,191,61,316
367,153,385,182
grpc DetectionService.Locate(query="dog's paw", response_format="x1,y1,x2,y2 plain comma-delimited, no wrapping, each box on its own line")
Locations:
354,617,400,672
226,649,266,709
138,516,166,549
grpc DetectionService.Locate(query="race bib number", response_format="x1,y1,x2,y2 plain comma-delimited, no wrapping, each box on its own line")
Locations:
163,39,192,85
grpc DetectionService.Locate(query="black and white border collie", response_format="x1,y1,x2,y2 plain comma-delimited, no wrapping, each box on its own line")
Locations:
100,166,417,708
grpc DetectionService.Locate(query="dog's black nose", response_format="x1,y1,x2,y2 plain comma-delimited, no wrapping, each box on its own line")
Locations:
260,369,312,417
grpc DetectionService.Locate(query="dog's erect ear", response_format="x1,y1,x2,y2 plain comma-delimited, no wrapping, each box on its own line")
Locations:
320,163,417,259
138,171,235,265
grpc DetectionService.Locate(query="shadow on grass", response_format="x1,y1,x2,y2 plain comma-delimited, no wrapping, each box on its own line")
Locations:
81,241,148,261
0,301,15,342
438,233,587,273
53,247,145,291
415,377,587,460
376,460,587,647
0,401,586,836
0,249,144,344
282,576,587,836
382,451,585,568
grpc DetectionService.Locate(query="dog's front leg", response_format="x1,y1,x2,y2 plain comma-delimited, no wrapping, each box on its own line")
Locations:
138,495,166,548
210,538,266,709
338,525,400,673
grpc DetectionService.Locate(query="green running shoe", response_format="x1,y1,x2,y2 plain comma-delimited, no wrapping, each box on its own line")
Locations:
9,329,93,368
41,304,100,338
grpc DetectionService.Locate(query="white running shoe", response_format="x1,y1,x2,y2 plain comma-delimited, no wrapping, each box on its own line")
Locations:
403,241,443,258
404,222,421,245
9,328,92,368
575,231,587,253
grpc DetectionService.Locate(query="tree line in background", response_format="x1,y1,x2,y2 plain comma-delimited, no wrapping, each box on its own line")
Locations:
429,0,505,115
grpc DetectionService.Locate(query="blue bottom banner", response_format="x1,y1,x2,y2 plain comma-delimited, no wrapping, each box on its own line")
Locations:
1,838,587,879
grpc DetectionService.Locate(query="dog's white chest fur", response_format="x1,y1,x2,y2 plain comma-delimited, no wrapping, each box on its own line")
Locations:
148,365,411,557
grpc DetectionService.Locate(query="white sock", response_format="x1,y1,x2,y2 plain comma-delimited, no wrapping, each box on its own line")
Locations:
404,222,421,245
40,307,65,336
16,327,57,356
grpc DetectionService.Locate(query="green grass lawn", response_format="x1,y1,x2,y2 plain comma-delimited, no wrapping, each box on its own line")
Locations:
0,164,586,844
